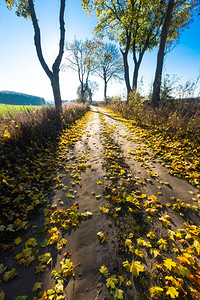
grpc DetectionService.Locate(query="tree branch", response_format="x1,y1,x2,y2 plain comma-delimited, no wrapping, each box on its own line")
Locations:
52,0,66,74
28,0,52,80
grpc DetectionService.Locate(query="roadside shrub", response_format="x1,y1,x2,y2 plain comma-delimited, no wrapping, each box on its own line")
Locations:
108,96,200,144
0,103,89,166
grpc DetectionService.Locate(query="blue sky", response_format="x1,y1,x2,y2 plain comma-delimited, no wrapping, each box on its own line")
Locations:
0,0,200,102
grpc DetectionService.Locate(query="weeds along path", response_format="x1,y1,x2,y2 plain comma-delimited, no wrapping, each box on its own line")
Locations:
1,107,200,300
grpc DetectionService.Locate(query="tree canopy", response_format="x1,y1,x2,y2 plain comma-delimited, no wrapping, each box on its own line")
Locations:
93,42,124,101
82,0,195,101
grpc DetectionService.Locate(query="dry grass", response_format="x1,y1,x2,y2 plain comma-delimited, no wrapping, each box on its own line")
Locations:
0,103,89,166
108,96,200,144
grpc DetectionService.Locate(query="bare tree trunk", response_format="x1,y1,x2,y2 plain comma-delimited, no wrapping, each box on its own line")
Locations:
104,80,107,103
81,82,85,103
132,62,140,90
151,0,175,107
88,88,92,103
51,73,62,110
28,0,66,113
132,51,146,90
120,31,131,101
121,51,131,99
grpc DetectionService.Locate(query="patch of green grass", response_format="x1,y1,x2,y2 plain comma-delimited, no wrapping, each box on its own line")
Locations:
0,104,42,117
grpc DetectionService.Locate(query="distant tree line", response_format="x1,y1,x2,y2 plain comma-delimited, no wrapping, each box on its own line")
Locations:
0,91,45,106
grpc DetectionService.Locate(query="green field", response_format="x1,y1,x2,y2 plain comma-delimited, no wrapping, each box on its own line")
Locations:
0,104,43,117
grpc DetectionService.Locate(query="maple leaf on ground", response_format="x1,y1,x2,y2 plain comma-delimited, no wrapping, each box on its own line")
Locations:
106,276,118,290
56,238,67,251
166,286,179,298
126,280,132,286
25,238,37,247
15,247,36,266
0,225,5,232
14,237,22,245
123,260,144,277
149,286,164,298
40,238,50,248
82,211,93,218
150,249,161,258
3,268,18,282
134,248,144,258
32,282,43,292
110,287,124,300
125,239,134,253
35,263,46,274
99,265,109,278
137,237,151,248
165,276,183,290
163,258,177,271
96,180,103,184
38,253,52,264
158,238,168,251
118,276,124,286
159,215,171,228
60,258,75,277
49,234,59,245
147,231,157,240
55,280,64,293
122,260,130,272
188,239,200,255
130,260,145,277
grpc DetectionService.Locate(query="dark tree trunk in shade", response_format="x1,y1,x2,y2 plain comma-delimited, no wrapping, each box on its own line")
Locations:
151,0,175,107
121,50,131,99
51,73,62,110
120,32,131,101
104,70,108,103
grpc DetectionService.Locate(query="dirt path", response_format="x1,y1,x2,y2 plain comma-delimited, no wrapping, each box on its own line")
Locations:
56,107,115,300
1,106,200,300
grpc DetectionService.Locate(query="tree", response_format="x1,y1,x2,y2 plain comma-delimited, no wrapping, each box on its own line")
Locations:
64,38,98,103
151,0,193,107
77,81,99,103
6,0,66,112
151,0,175,107
82,0,165,99
94,43,123,102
